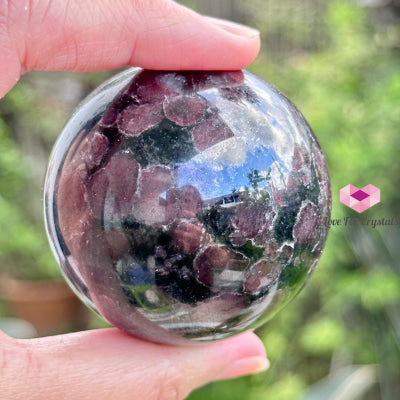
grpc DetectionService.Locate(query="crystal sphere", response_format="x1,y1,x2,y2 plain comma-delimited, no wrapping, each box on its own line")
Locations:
44,68,331,345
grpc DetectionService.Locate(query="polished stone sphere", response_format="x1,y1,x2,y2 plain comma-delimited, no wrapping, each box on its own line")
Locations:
44,68,331,345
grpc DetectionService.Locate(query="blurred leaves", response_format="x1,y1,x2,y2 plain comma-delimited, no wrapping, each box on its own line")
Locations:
300,317,345,355
0,119,26,199
0,88,62,280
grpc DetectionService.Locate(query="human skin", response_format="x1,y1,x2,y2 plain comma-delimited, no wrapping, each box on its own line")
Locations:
0,1,267,399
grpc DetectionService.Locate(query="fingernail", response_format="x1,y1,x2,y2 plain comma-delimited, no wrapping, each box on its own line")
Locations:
206,16,260,38
217,356,269,380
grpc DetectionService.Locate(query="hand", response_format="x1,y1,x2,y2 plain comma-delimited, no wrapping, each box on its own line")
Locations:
1,329,268,400
0,1,266,399
0,0,260,98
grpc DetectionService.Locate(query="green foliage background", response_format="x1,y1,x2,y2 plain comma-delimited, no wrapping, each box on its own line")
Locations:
0,0,399,399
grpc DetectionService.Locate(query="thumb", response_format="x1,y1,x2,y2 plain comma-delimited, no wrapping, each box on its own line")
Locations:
0,0,260,97
11,329,268,400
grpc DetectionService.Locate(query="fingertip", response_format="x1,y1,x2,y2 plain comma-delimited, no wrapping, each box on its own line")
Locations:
186,331,268,387
167,12,261,70
211,330,267,360
204,16,260,39
210,332,269,381
217,356,269,380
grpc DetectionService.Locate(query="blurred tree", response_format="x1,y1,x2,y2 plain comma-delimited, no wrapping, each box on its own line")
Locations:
0,115,60,280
